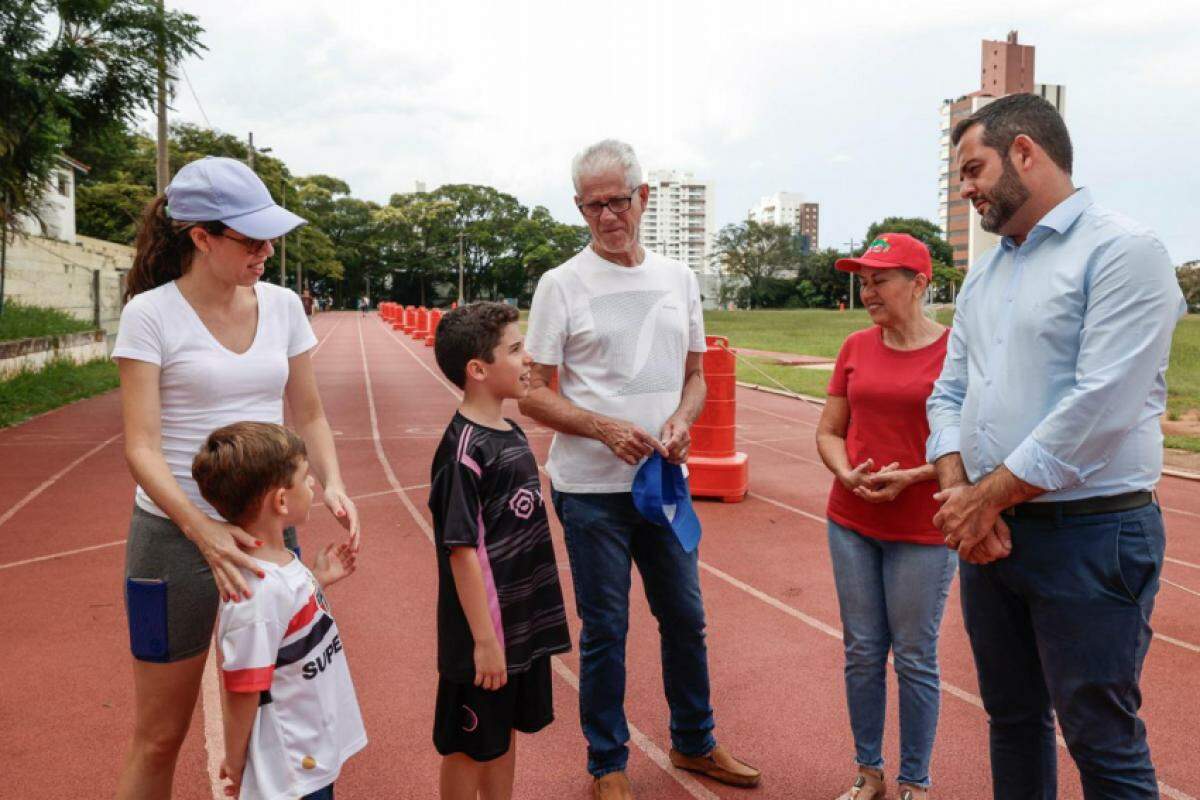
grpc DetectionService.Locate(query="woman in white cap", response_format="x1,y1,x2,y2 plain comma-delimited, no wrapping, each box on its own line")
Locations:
113,157,360,798
814,233,969,800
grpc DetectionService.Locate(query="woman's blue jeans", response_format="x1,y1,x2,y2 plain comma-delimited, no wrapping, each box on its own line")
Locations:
827,520,956,787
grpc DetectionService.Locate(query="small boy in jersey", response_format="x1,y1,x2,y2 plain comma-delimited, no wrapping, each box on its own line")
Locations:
430,302,572,799
192,422,366,800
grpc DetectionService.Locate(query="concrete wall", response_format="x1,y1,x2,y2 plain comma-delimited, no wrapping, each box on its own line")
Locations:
3,232,132,349
0,330,107,378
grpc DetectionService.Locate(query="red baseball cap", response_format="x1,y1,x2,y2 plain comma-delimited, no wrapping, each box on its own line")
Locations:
835,233,932,279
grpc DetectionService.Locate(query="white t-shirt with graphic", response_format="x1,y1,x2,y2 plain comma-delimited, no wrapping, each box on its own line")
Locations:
219,556,367,800
525,246,707,493
112,280,317,520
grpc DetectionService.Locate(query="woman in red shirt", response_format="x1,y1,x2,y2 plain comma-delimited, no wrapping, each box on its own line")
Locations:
815,234,952,800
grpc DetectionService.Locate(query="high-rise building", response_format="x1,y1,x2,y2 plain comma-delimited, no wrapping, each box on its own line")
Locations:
747,192,820,252
640,169,719,305
940,32,1065,269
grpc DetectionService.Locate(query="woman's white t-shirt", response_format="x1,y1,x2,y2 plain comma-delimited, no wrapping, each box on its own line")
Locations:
112,280,318,520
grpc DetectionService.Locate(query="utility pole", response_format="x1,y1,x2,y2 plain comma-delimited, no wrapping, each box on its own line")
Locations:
457,230,465,305
247,132,255,171
844,238,858,310
155,0,169,194
280,180,287,286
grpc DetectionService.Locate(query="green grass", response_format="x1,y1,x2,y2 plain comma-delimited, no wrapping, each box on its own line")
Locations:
0,358,119,428
707,309,1200,417
0,302,95,342
1165,435,1200,454
704,308,955,359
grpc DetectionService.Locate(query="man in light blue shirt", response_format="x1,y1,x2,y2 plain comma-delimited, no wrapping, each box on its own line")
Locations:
926,94,1185,799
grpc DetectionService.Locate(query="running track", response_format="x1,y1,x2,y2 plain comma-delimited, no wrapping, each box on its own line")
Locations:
4,310,1200,799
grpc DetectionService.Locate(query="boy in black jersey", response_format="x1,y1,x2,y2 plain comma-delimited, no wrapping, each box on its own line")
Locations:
429,302,571,799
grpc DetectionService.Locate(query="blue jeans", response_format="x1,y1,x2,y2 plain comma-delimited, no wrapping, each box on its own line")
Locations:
552,490,716,778
301,784,333,800
827,520,957,787
960,503,1164,799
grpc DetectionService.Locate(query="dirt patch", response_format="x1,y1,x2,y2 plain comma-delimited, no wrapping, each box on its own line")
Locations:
1162,408,1200,438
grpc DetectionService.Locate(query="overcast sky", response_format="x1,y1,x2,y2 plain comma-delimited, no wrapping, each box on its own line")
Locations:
157,0,1199,263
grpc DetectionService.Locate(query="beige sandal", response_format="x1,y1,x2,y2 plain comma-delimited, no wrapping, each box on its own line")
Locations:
898,783,928,800
838,766,886,799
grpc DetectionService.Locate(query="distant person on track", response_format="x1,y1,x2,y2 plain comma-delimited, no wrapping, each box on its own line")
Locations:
520,139,760,799
815,233,973,800
927,93,1186,798
358,295,370,315
429,302,572,800
193,422,365,800
112,156,361,799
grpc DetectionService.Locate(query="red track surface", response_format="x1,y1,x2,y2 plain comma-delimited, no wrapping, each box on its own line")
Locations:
3,310,1199,799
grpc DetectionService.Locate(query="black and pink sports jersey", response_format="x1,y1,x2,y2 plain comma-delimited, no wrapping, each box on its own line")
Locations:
429,412,571,682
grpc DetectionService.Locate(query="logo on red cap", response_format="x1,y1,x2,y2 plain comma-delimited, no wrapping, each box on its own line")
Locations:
867,237,892,253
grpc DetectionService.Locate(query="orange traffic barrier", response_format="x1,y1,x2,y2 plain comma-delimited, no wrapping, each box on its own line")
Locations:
687,335,749,503
412,307,430,340
425,308,442,346
402,306,417,334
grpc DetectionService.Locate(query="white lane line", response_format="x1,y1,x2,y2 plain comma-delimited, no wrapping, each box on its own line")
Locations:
1166,556,1200,571
378,322,1199,798
738,401,818,428
349,484,430,502
380,322,464,398
746,487,1200,660
0,433,121,531
373,321,717,799
309,317,344,358
550,659,719,800
740,437,824,467
201,646,225,800
0,539,125,571
1162,578,1200,600
1163,506,1200,519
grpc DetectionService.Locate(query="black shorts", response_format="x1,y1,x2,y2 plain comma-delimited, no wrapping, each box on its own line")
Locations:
124,505,298,663
433,656,555,762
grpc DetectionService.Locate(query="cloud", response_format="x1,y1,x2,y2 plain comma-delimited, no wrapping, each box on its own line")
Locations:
157,0,1200,261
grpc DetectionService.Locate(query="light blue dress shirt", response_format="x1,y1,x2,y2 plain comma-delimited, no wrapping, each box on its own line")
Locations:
926,188,1186,501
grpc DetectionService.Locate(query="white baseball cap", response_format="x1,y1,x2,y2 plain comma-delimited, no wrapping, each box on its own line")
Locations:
165,156,306,239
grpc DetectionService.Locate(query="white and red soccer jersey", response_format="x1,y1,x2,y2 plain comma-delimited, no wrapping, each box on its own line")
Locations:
219,556,367,800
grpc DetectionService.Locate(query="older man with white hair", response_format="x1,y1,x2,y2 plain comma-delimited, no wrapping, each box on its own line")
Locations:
519,140,760,799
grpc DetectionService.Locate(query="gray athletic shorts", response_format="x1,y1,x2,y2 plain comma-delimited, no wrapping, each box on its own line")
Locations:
124,506,298,663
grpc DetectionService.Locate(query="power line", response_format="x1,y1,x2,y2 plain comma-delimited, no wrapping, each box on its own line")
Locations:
179,64,212,129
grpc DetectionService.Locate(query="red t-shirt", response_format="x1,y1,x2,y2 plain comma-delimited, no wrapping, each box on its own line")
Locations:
825,326,949,545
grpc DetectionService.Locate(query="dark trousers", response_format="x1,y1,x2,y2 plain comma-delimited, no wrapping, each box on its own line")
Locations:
552,490,716,778
959,502,1164,799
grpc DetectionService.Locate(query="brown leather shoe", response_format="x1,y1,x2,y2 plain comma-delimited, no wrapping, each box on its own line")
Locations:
592,771,634,800
669,744,761,788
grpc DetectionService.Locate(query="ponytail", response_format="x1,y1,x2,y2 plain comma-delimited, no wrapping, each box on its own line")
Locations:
125,196,224,302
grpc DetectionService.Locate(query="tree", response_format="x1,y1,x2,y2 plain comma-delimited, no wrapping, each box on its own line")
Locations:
710,220,803,308
1178,261,1200,310
0,0,204,311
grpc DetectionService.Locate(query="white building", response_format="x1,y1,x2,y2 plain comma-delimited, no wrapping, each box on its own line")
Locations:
17,155,90,245
747,191,819,251
639,170,719,306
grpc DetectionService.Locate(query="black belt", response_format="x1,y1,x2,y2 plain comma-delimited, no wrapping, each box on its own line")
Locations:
1002,490,1153,519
